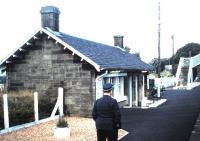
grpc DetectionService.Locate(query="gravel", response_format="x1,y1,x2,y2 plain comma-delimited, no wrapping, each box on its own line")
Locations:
0,117,127,141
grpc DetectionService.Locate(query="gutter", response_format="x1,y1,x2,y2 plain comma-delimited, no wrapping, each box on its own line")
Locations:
95,70,108,82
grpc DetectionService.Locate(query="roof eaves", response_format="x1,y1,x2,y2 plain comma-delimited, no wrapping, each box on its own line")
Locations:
0,28,42,67
41,28,101,72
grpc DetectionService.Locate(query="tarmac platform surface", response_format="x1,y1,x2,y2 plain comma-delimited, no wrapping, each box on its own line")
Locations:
120,86,200,141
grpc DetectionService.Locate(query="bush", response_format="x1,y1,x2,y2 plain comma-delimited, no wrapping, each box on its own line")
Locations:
160,70,173,77
0,94,3,129
57,115,68,128
38,96,57,119
8,91,34,127
0,90,57,129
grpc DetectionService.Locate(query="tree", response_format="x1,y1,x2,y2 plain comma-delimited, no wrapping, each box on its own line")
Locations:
149,58,169,73
172,42,200,64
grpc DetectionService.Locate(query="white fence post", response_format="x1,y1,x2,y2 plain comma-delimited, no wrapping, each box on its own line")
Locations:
157,79,161,97
34,92,39,123
51,87,64,118
58,87,64,116
3,94,9,129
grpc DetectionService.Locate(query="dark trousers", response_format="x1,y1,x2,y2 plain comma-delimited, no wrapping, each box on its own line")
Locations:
97,129,118,141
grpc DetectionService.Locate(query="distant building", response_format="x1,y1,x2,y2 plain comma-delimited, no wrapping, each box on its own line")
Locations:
0,6,153,116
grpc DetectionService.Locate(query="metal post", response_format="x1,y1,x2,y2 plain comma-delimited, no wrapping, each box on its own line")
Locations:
3,94,9,129
34,92,39,123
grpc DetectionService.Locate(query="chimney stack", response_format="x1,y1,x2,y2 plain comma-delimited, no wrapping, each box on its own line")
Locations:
40,6,60,31
113,35,124,48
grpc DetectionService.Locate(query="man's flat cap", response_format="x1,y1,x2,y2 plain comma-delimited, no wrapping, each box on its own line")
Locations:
103,83,113,91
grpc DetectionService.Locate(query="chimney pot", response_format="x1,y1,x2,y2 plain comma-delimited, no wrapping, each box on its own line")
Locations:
113,35,124,48
40,6,60,31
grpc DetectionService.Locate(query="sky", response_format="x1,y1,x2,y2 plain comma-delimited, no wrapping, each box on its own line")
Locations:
1,0,200,63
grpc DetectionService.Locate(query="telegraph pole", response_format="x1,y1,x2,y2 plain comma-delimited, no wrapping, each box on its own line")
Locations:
157,0,161,78
171,34,174,56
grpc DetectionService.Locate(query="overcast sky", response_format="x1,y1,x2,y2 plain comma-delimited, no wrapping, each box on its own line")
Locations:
1,0,200,63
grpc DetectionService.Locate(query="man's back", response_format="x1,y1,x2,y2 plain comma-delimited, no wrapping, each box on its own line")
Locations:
92,95,121,130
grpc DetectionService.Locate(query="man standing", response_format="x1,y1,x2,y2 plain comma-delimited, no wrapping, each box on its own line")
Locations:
92,83,121,141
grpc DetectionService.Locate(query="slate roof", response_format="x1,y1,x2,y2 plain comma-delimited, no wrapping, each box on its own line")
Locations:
47,29,154,71
0,28,154,72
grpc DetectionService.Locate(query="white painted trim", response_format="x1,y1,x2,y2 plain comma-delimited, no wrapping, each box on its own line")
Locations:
0,27,101,72
147,75,150,90
142,75,145,99
115,96,127,102
120,77,124,97
157,78,161,98
128,75,133,107
135,76,138,107
148,99,167,108
6,61,12,64
33,36,38,39
0,28,42,66
40,28,101,72
95,71,108,100
12,55,19,58
26,42,32,46
104,73,127,78
19,48,26,51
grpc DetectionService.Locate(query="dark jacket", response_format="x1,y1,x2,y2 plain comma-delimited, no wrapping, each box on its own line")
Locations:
92,95,121,130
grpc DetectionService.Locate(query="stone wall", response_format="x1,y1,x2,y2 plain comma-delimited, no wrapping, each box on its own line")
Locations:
6,35,96,117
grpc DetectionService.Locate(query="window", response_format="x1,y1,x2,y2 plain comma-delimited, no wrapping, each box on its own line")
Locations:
103,73,127,102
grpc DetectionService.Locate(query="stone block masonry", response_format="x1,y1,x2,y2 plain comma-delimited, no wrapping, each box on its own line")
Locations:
6,34,96,117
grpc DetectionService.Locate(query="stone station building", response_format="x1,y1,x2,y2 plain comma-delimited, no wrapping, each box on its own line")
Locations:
0,6,154,117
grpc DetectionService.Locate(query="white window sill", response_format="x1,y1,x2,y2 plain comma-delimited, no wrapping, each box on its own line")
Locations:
114,96,127,102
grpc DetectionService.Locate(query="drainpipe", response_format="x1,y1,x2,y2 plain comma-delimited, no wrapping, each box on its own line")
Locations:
96,70,108,81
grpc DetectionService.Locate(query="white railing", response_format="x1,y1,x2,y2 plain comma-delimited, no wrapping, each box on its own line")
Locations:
0,87,64,134
192,53,200,68
187,53,200,84
175,57,184,86
175,53,200,88
155,77,175,88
